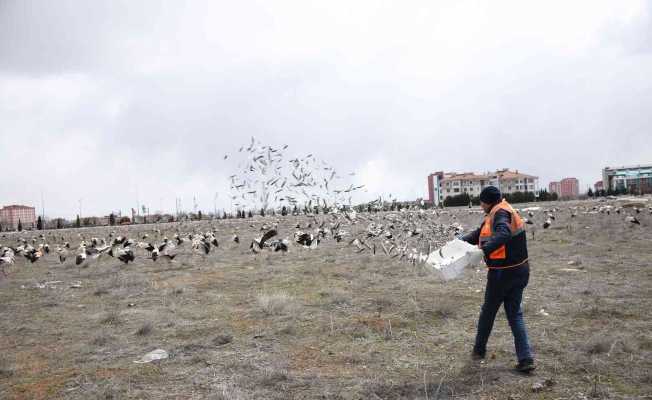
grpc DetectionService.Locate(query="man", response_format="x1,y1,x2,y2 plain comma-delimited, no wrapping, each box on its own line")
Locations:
461,186,535,373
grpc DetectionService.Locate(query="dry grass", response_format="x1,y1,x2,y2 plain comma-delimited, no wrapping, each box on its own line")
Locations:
0,356,15,378
432,297,458,319
91,334,114,347
93,287,109,296
256,290,296,316
135,322,153,336
212,334,233,346
586,337,613,355
0,200,651,399
100,310,122,326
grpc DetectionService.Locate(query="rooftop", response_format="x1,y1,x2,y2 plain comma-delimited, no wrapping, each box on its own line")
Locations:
441,172,490,181
1,205,35,210
493,169,538,180
439,169,538,182
604,164,652,171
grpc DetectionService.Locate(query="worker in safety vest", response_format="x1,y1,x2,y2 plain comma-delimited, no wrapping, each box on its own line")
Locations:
461,186,535,373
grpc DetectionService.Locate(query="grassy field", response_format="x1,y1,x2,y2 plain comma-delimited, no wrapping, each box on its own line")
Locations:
1,200,651,399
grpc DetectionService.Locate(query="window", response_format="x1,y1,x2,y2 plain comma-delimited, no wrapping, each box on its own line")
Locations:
454,188,459,193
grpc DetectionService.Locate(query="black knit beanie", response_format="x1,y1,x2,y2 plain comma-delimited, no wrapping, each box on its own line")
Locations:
480,186,501,204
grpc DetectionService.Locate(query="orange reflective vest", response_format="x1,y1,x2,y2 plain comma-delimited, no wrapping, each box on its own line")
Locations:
479,199,529,269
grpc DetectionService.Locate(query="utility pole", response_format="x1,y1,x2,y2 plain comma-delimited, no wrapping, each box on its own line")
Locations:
40,189,45,221
136,186,141,216
214,192,218,216
78,198,83,219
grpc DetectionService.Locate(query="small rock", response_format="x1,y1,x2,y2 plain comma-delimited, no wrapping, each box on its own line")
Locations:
127,303,136,307
531,382,544,392
559,268,584,273
134,349,168,364
531,378,555,392
567,260,582,266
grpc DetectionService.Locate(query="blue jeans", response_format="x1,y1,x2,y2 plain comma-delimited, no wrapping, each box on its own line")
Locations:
474,263,532,362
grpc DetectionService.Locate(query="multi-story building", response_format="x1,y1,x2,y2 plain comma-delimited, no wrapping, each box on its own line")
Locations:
427,171,445,206
560,178,579,198
602,164,652,194
549,177,579,198
492,169,539,194
427,169,538,205
0,205,37,230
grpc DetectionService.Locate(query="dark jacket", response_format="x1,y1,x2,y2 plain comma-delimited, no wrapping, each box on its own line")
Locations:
461,208,513,258
461,206,529,269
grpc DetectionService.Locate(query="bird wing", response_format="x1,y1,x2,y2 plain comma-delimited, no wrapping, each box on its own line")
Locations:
260,229,278,246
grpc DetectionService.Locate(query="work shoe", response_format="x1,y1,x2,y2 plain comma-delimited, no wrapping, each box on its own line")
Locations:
515,358,536,373
471,350,485,361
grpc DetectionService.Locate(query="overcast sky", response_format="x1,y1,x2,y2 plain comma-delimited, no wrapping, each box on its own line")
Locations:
1,0,651,218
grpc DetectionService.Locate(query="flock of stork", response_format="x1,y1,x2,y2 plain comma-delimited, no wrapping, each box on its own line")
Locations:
0,141,648,276
0,199,647,278
521,203,646,229
225,137,365,212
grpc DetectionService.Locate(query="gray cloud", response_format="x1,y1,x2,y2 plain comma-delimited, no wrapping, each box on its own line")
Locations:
1,0,651,218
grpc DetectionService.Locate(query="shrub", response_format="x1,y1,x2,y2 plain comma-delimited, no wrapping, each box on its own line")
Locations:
101,310,122,326
136,322,153,336
443,193,471,207
257,291,296,316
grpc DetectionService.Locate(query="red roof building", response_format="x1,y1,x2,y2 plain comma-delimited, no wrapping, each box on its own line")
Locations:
428,169,538,206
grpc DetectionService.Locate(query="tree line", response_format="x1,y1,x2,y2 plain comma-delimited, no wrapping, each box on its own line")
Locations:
442,190,558,207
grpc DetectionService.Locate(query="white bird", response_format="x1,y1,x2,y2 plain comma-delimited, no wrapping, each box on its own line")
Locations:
0,247,15,275
56,246,68,263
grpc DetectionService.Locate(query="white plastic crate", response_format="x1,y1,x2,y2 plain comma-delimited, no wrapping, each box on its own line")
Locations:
426,239,484,280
